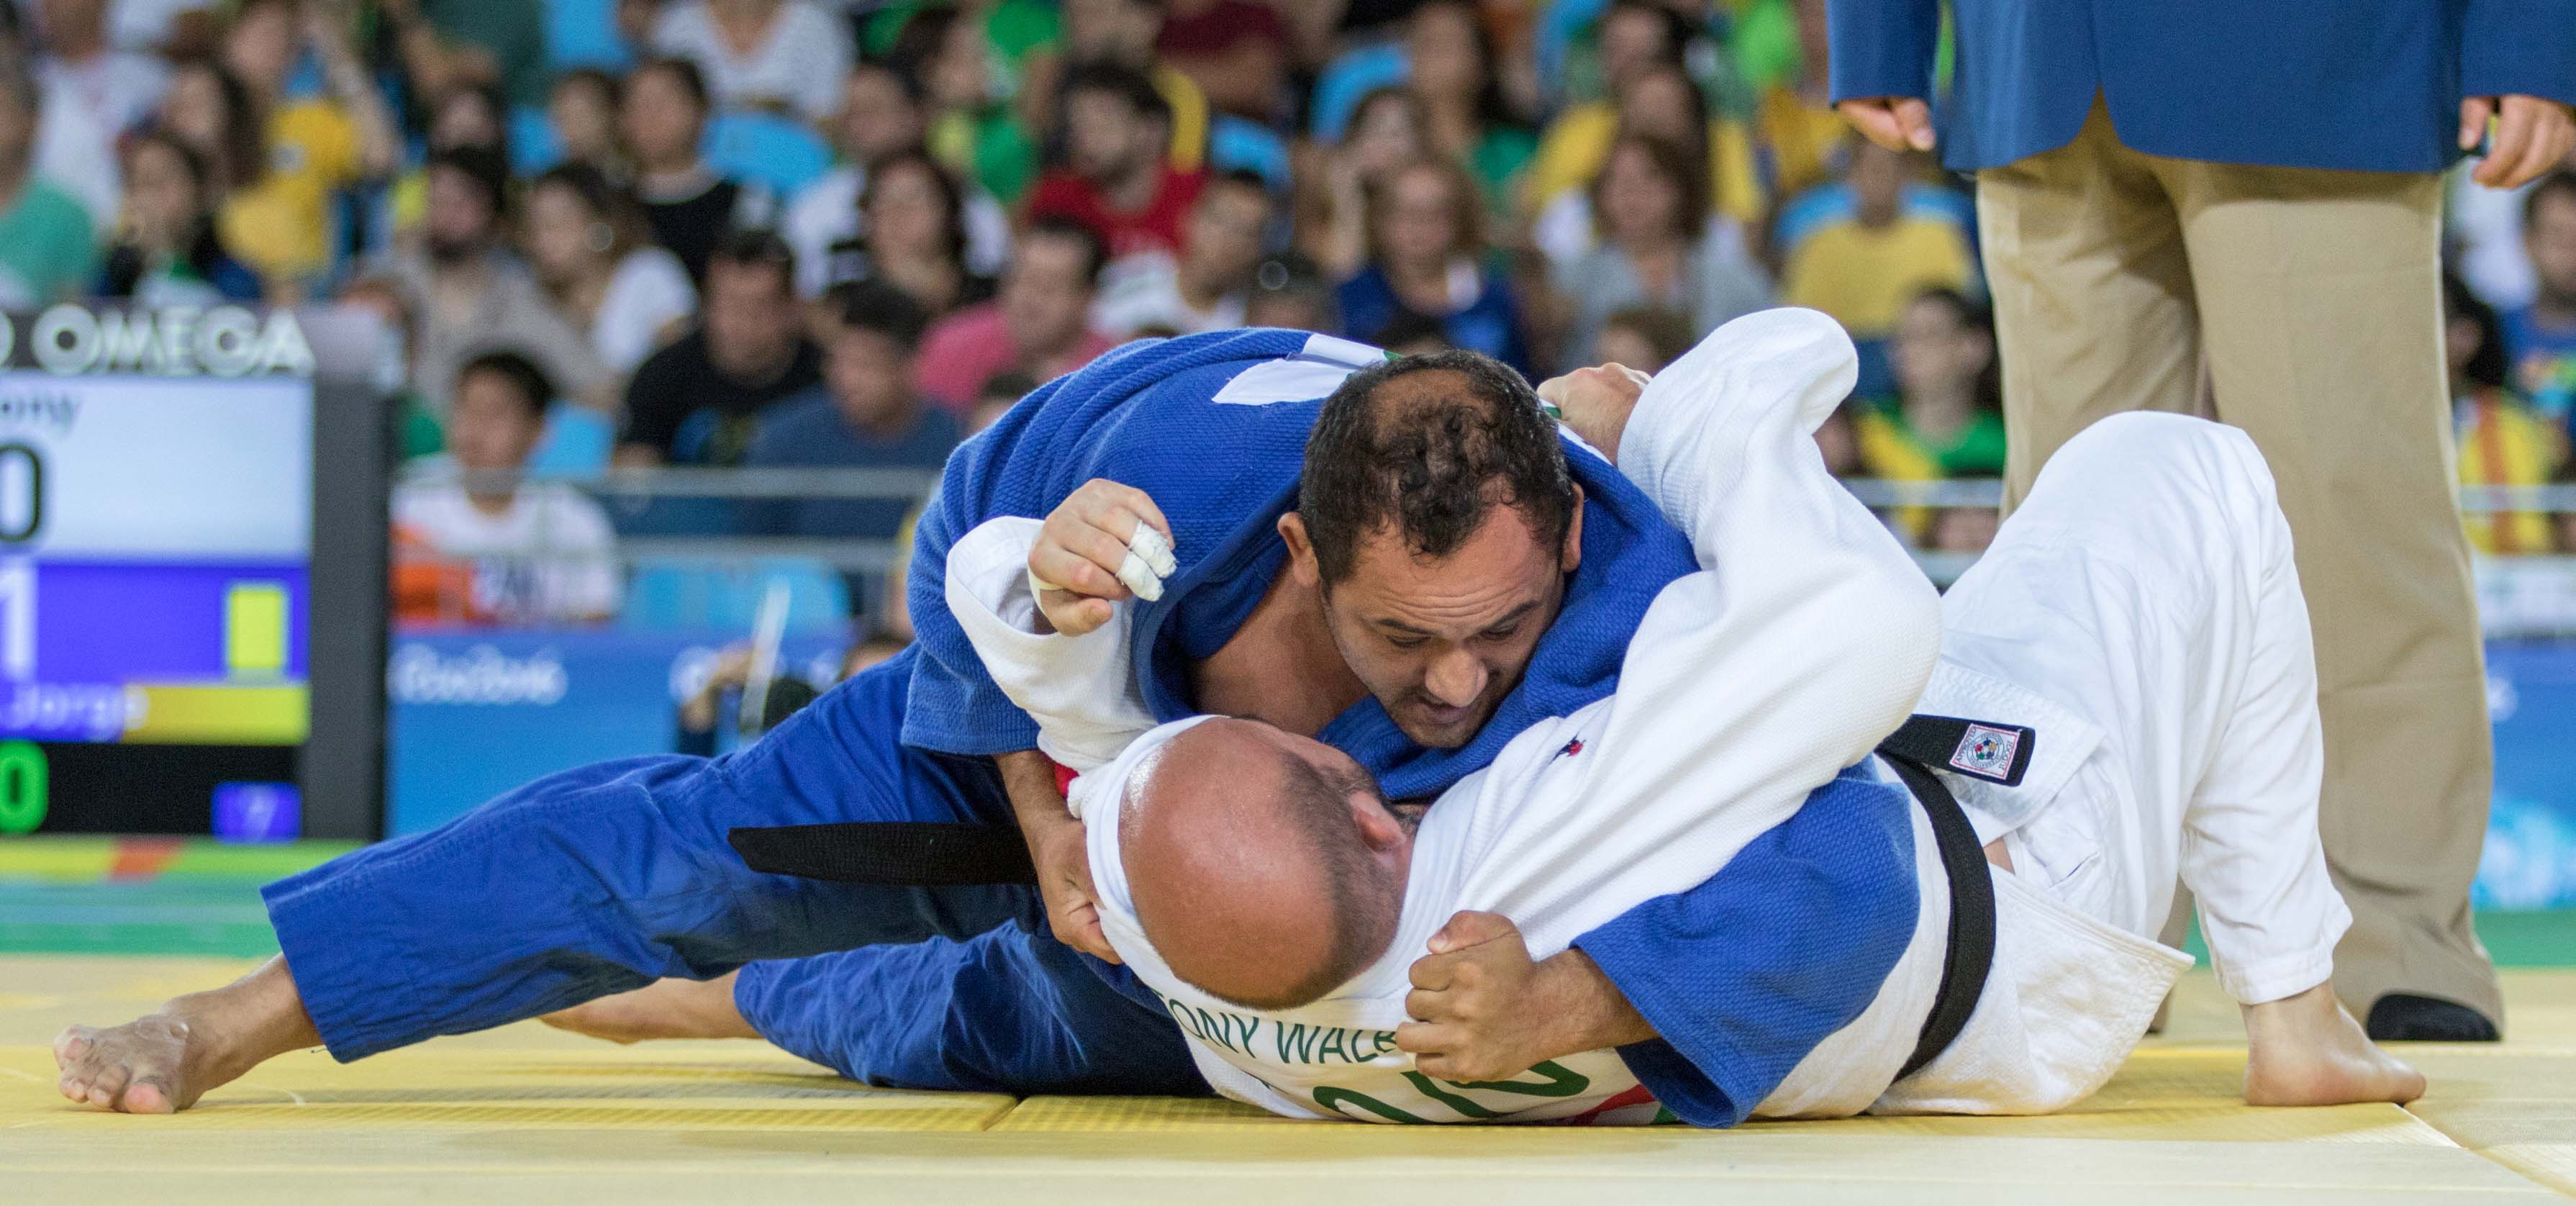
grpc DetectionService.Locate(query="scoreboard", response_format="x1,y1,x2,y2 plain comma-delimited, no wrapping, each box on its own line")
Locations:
0,305,385,839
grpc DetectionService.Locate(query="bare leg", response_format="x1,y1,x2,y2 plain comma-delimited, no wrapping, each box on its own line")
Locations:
54,956,320,1114
2241,981,2425,1106
540,971,758,1044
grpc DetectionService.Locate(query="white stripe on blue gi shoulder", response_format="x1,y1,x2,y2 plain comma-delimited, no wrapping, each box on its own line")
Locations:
1212,334,1390,406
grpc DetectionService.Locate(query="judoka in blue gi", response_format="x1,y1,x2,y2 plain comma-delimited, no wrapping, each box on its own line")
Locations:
53,330,1923,1123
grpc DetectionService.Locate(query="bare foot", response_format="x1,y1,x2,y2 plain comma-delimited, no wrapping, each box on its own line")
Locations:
53,956,319,1114
540,972,756,1045
2242,982,2427,1107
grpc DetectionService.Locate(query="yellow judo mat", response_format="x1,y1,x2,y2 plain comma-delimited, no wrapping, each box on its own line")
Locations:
3,958,2573,1203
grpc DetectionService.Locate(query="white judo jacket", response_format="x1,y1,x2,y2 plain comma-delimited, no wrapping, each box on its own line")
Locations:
945,309,2192,1123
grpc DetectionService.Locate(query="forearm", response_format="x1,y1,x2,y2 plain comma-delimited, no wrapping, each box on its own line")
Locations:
997,748,1071,838
1528,948,1657,1056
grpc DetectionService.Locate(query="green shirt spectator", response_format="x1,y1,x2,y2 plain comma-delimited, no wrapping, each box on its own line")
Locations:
0,177,98,307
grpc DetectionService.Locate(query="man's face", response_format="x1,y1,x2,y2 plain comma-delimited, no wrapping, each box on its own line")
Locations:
1294,502,1582,750
1382,165,1461,268
704,260,797,378
1066,89,1152,183
2530,192,2576,305
825,325,911,428
1002,235,1094,353
424,166,496,260
1183,182,1270,289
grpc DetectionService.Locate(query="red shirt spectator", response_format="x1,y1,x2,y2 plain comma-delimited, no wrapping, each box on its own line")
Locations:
1028,164,1208,264
915,220,1117,412
1027,63,1205,263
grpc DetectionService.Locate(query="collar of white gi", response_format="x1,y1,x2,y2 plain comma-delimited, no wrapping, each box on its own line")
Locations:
1065,715,1220,823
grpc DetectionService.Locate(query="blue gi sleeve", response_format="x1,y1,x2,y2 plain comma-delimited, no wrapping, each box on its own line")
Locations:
1825,0,1941,104
262,649,1040,1061
1572,763,1920,1128
2460,0,2576,108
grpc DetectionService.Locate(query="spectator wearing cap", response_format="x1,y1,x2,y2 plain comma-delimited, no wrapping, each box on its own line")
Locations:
785,61,1012,298
213,0,396,296
915,218,1115,413
392,350,623,627
522,164,700,378
1335,156,1532,375
384,0,551,112
745,278,962,616
373,145,612,417
622,57,772,284
1551,132,1769,371
1092,168,1271,337
1028,61,1206,268
0,47,96,306
648,0,853,124
617,230,823,466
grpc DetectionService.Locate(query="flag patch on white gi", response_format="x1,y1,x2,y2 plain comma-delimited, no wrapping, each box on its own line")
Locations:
1949,724,2020,780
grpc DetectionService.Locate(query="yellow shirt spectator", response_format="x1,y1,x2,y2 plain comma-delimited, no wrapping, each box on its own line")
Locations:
1782,215,1973,337
2456,387,2562,554
220,99,366,286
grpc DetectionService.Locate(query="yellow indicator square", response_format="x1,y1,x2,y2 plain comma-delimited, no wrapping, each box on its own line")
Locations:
225,581,289,677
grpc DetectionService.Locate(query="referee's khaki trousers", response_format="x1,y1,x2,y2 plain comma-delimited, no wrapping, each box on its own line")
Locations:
1979,101,2503,1025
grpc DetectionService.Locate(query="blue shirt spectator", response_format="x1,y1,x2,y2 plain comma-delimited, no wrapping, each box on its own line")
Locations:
1336,158,1532,374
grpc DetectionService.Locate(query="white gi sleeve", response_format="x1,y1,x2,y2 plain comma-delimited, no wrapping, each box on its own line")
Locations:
1467,309,1944,930
943,516,1158,773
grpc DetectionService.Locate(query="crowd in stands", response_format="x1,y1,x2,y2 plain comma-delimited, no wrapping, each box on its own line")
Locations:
1,0,2573,635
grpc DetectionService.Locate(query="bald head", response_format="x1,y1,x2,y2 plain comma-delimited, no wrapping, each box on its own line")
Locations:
1120,719,1407,1010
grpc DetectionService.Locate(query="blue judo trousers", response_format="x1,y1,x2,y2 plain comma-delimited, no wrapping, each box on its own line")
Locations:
264,330,1924,1125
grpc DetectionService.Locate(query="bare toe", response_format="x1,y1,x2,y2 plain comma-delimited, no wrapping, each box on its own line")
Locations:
53,1026,92,1068
122,1081,174,1115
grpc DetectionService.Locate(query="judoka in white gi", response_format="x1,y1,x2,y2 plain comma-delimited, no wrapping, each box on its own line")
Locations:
944,309,2423,1123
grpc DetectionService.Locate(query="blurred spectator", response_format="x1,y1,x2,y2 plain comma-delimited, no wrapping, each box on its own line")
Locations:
817,145,995,317
1154,0,1289,121
1850,287,2005,546
1035,0,1205,171
889,4,1038,207
745,279,959,614
648,0,851,123
1094,168,1271,337
622,57,771,283
785,62,1010,297
1293,86,1428,277
523,163,700,376
339,273,446,460
1552,132,1768,369
33,0,168,197
384,0,550,112
916,218,1114,413
2501,171,2576,422
214,0,397,296
968,369,1036,437
617,229,822,466
386,83,507,242
96,130,258,304
1243,251,1338,332
1592,304,1695,373
1403,0,1535,216
1779,137,1972,354
547,68,623,174
2449,272,2561,555
378,145,612,416
155,57,259,200
1533,62,1762,269
1371,310,1452,355
0,50,96,305
1813,402,1861,476
394,351,622,627
1527,5,1760,230
1028,62,1205,267
1337,156,1532,374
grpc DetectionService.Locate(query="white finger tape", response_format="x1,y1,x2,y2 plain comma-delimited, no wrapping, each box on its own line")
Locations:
1117,526,1174,602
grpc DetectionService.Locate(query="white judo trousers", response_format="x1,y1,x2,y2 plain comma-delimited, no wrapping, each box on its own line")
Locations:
1941,408,2352,1010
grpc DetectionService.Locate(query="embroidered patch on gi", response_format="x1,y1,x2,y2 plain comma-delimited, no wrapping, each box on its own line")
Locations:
1556,736,1584,760
1949,724,2020,781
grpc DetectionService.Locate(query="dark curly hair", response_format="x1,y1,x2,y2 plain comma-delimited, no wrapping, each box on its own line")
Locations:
1298,351,1574,584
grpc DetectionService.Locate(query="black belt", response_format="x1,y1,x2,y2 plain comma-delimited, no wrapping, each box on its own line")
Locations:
727,713,2028,1082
